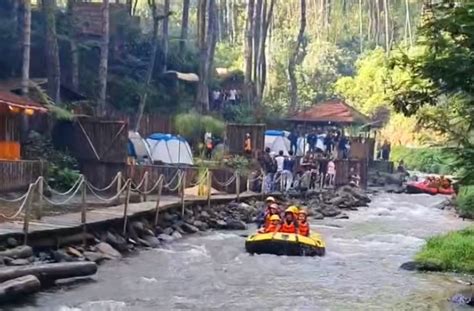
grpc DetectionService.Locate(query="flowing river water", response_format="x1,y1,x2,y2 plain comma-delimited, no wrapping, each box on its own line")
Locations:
11,193,474,311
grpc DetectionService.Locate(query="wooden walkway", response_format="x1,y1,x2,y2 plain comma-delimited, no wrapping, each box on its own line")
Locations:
0,192,264,240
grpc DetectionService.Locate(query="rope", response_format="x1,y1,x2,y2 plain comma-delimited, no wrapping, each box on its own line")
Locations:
189,170,209,187
46,175,84,196
87,173,121,192
86,179,130,203
131,175,164,195
164,170,183,189
0,192,28,203
42,179,84,206
0,179,38,220
164,171,183,192
212,172,236,187
127,172,148,192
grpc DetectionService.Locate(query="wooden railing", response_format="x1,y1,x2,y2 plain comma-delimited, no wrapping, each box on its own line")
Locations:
0,160,45,193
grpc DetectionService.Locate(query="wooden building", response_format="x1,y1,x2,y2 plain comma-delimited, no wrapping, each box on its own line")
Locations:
0,91,47,192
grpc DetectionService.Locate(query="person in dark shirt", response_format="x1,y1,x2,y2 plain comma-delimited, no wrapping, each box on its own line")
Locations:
288,130,298,155
338,135,349,159
324,132,334,154
307,130,317,153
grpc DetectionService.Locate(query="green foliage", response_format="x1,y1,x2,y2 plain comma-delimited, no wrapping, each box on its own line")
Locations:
174,112,225,146
222,105,256,124
456,186,474,219
391,146,454,175
415,227,474,273
214,42,243,71
22,131,80,190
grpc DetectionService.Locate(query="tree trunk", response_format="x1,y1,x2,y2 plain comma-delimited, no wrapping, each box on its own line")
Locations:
383,0,390,53
0,275,41,303
358,0,363,53
196,0,209,112
67,0,79,92
244,0,255,105
229,0,235,43
0,262,97,284
179,0,190,55
256,0,274,102
161,0,170,72
135,0,160,131
288,0,306,113
98,0,109,116
21,0,31,96
252,0,262,84
404,0,413,47
42,0,61,103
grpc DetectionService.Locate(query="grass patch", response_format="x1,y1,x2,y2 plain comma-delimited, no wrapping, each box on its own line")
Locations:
415,227,474,273
390,146,454,174
456,186,474,219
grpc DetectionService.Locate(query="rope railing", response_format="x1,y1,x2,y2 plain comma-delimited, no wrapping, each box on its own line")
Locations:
0,180,38,220
42,178,85,206
164,171,183,192
46,175,84,196
85,179,130,203
163,169,183,189
212,172,237,187
188,169,209,188
86,172,121,192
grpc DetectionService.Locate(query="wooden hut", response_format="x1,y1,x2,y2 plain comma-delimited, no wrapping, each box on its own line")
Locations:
0,91,47,192
226,123,265,157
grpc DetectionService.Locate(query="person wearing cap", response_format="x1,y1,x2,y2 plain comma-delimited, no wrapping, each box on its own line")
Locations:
263,203,280,229
256,197,277,228
279,207,298,234
244,133,252,156
297,209,310,237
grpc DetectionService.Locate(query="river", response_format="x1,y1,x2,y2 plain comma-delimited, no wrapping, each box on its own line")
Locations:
10,193,473,311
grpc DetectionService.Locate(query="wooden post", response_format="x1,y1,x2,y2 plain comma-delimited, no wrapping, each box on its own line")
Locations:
116,171,122,197
122,180,131,235
36,176,44,220
181,170,186,218
80,177,87,246
236,171,241,202
22,182,35,246
142,171,149,202
153,176,163,226
246,173,250,193
207,170,212,211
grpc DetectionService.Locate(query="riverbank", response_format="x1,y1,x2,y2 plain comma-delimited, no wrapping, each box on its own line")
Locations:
0,186,371,304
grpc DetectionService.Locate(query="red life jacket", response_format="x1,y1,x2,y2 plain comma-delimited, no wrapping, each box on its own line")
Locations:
298,221,310,236
279,221,296,234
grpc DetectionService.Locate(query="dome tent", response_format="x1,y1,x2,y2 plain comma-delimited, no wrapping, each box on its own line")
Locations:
264,130,290,156
128,131,152,163
146,133,194,165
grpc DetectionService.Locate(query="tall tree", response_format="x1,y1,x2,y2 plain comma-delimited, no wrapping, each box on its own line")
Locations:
383,0,390,53
21,0,31,96
196,0,217,111
255,0,274,102
161,0,170,72
288,0,307,113
67,0,79,92
244,0,255,105
98,0,109,116
136,0,173,130
179,0,190,55
42,0,61,103
359,0,363,53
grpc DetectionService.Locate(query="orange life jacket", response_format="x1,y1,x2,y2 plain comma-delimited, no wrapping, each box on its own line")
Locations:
265,223,280,233
279,221,296,234
298,221,310,236
244,138,252,151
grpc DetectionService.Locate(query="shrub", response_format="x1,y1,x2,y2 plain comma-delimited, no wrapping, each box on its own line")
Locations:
456,186,474,219
390,146,454,174
415,227,474,273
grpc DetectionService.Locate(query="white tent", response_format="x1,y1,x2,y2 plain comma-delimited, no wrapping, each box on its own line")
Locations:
128,131,152,163
146,133,194,165
265,130,290,156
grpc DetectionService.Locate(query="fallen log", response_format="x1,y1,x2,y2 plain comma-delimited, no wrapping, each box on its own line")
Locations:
0,262,98,284
0,246,33,259
0,275,41,303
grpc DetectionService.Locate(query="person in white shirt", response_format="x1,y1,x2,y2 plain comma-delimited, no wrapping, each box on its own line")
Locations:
274,150,285,191
228,89,237,105
327,158,336,187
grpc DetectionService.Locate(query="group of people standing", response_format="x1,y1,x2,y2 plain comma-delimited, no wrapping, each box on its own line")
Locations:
212,88,239,111
256,197,311,236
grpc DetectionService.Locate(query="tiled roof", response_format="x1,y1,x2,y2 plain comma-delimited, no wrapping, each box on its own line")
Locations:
288,99,370,125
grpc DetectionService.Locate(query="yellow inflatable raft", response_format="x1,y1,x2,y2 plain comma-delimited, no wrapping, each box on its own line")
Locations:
245,232,326,257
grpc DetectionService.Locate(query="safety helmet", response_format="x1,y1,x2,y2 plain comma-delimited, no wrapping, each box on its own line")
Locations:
288,205,299,214
269,203,279,210
270,214,281,221
298,209,307,215
265,196,276,203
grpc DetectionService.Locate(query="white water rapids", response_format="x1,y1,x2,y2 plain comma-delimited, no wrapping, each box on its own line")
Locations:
11,193,474,311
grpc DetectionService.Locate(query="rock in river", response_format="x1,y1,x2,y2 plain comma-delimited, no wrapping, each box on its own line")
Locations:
181,223,200,234
157,234,174,243
224,219,247,230
94,242,122,260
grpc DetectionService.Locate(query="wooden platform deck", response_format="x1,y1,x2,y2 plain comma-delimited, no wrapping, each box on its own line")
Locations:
0,192,264,240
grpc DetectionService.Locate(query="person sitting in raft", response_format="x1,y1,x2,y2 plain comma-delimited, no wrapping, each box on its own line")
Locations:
279,207,298,234
259,214,281,233
439,175,451,189
263,203,280,229
297,209,310,237
256,196,277,228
